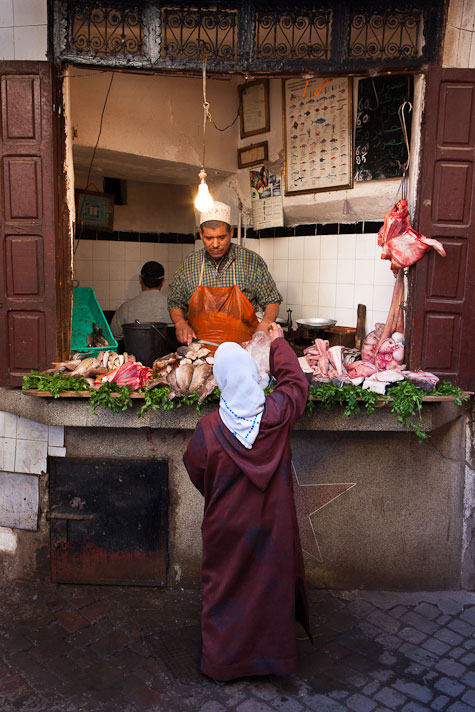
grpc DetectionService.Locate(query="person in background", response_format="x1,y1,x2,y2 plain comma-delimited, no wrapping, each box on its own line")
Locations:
168,201,281,346
111,261,168,341
183,322,312,683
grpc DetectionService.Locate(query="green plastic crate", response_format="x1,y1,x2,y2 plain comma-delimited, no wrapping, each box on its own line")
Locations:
71,287,118,356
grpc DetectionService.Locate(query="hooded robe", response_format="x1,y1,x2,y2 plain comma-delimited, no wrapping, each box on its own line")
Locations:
183,337,311,681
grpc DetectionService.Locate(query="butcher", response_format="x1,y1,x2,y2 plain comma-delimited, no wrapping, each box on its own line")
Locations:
183,323,312,682
167,201,281,345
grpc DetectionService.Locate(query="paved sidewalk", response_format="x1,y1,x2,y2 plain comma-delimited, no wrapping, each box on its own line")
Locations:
0,582,474,712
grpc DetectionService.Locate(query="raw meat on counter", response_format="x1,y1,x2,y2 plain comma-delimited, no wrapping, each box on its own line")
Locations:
361,323,385,363
374,338,405,371
403,371,440,393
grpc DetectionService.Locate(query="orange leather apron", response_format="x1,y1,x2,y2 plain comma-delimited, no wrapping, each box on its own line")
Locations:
188,259,259,348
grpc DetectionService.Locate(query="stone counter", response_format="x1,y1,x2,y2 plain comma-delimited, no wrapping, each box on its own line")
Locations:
0,389,473,592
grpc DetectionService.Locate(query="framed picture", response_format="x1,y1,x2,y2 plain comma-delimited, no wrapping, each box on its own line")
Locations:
282,76,353,196
75,190,114,232
237,141,269,169
239,79,270,139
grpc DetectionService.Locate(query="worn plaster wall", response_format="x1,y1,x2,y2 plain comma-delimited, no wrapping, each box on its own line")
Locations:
443,0,475,67
0,0,47,60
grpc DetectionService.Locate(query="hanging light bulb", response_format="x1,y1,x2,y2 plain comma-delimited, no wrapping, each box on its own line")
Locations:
194,168,214,212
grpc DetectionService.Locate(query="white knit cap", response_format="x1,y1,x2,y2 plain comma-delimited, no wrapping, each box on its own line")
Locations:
200,201,231,226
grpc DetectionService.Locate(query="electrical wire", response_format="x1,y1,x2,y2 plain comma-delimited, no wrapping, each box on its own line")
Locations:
74,71,115,255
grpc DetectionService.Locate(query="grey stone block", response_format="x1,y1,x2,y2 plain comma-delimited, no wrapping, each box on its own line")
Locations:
433,677,465,698
346,693,378,712
391,679,433,704
374,686,407,709
434,659,466,678
413,603,439,620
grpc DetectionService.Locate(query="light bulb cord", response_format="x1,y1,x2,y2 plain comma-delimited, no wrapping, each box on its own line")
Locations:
201,57,212,169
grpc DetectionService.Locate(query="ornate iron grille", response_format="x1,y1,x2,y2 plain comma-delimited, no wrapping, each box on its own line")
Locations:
51,0,443,73
67,1,144,57
161,6,237,60
349,8,422,61
254,9,332,61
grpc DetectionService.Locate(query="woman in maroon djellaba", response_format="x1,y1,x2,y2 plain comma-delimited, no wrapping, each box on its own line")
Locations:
183,322,312,683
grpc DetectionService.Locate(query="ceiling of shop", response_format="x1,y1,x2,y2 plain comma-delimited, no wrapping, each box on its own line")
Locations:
72,145,232,185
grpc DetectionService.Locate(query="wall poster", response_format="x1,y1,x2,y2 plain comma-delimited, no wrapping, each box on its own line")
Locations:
283,76,353,196
250,165,284,231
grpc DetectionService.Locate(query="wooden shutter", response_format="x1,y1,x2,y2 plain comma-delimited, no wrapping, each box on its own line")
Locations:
0,62,58,386
410,67,475,390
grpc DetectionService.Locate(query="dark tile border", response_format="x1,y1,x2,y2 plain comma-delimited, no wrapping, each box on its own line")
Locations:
75,221,383,244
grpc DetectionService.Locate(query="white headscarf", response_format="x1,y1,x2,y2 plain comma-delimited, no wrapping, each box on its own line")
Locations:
213,342,265,449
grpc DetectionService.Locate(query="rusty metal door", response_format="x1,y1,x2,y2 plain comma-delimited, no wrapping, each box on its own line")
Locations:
0,62,58,386
49,457,168,586
410,67,475,390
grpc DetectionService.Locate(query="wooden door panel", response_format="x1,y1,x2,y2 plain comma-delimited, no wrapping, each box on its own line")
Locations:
8,311,46,374
432,161,472,224
5,236,44,297
421,313,461,373
3,157,43,222
411,68,475,390
1,74,41,142
0,62,57,386
425,238,467,302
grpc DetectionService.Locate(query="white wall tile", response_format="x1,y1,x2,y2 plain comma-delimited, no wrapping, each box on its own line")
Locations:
48,426,64,448
318,306,336,320
274,237,289,260
92,260,110,282
125,242,141,262
320,259,337,283
110,281,127,301
168,244,184,262
92,282,110,307
336,283,355,309
93,242,110,262
74,240,93,261
259,239,274,261
126,280,140,300
13,0,47,25
0,413,17,439
0,438,16,472
373,258,394,286
289,259,304,283
287,282,302,305
13,24,47,60
354,284,374,311
287,303,302,321
289,235,305,259
320,234,338,259
154,243,169,262
74,261,93,284
304,235,320,259
110,261,126,281
356,234,377,260
140,243,156,263
335,307,355,328
373,284,393,312
337,259,355,284
168,262,181,280
338,234,356,259
15,439,47,475
302,282,318,307
318,282,336,308
16,417,48,442
355,260,374,285
301,304,320,319
182,244,195,258
109,241,125,261
303,259,319,283
273,259,288,282
373,309,390,326
0,27,14,58
275,282,287,302
0,1,13,27
48,446,66,458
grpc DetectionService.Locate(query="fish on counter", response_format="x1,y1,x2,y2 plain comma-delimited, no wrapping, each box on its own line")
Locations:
403,371,440,393
86,322,110,348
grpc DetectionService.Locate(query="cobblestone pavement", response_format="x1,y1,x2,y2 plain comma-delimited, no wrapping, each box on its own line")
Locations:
0,582,475,712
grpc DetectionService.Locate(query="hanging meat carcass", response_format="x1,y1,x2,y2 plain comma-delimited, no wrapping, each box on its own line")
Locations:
378,198,411,248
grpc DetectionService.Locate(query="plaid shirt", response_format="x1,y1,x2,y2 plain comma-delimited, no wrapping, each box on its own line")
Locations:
167,243,282,314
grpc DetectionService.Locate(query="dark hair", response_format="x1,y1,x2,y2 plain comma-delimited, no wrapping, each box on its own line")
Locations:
200,220,231,231
140,261,165,288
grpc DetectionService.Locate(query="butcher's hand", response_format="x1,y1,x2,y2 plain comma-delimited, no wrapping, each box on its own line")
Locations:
175,320,197,345
267,322,284,342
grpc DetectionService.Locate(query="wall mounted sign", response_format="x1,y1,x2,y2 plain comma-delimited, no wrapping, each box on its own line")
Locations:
355,75,413,181
239,79,270,139
238,141,269,168
283,76,353,196
75,190,114,232
250,165,284,231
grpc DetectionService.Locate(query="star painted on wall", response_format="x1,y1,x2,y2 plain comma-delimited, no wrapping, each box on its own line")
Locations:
292,462,356,562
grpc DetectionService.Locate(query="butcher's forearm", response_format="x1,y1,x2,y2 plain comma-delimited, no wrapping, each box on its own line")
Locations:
256,302,280,331
170,308,196,344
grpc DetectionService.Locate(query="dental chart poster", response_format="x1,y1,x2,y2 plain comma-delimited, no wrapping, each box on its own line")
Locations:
283,76,353,196
250,165,284,231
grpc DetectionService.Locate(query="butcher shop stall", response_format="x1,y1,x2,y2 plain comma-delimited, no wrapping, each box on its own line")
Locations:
0,1,474,592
